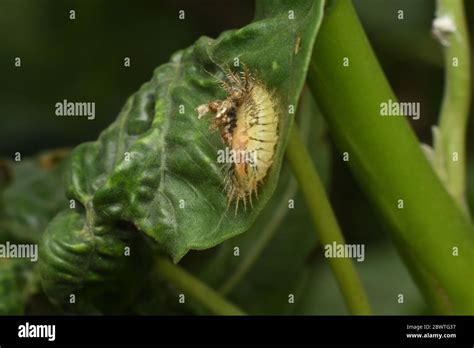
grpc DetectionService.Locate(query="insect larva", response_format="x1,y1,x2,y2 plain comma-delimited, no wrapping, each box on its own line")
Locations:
196,66,279,214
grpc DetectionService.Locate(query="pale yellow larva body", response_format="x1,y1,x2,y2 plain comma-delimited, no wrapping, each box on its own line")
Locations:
197,68,279,213
231,83,278,203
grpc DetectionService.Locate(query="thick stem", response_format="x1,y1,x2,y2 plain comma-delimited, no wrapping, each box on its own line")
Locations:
286,125,372,315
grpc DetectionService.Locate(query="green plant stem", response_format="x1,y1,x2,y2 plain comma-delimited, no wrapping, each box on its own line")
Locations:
155,255,246,315
434,0,471,214
308,0,474,313
286,125,372,315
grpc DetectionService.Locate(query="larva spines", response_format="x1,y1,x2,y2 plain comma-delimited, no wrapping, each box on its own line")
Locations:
196,65,279,215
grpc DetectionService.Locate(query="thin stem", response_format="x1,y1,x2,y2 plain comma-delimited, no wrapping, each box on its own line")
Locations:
434,0,471,214
286,125,372,315
155,255,246,315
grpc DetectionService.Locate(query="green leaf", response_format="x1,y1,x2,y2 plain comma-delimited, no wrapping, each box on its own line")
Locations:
61,0,325,261
39,209,152,314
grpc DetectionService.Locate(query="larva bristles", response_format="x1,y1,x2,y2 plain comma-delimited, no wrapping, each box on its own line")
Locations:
197,64,279,215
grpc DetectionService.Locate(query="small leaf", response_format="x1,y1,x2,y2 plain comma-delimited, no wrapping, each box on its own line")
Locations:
39,209,152,313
